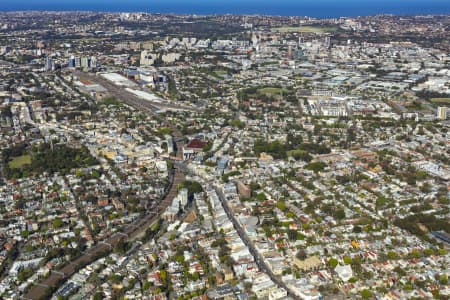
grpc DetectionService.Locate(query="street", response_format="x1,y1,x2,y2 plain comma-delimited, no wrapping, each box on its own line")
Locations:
214,187,300,300
24,165,184,300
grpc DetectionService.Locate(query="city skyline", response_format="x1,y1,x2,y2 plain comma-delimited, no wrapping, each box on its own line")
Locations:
0,0,449,18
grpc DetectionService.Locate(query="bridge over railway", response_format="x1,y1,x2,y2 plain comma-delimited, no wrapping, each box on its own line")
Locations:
24,168,184,300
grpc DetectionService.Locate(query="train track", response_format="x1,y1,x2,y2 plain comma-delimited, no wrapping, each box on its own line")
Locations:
24,70,190,299
72,70,186,138
24,169,184,300
73,70,200,111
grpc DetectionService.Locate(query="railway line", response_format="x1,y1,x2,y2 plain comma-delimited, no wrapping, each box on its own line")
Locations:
72,70,187,137
23,70,191,299
24,169,184,300
73,70,201,113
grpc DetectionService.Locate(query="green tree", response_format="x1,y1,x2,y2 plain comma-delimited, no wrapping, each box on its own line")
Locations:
160,269,168,283
192,272,200,281
17,268,33,282
276,200,287,211
93,292,104,300
229,119,245,129
353,225,362,233
328,258,338,269
387,251,398,259
53,218,63,228
335,208,346,220
256,193,267,201
305,161,326,173
343,256,352,264
376,196,388,208
286,149,312,162
143,281,151,290
178,181,203,198
361,289,372,299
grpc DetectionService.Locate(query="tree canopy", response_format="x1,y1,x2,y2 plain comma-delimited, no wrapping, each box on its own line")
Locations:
254,139,330,160
2,143,98,179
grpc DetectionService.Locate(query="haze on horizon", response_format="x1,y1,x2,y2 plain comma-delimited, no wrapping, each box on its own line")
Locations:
0,0,449,18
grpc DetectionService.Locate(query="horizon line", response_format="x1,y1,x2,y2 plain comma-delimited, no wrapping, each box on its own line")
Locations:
0,10,449,19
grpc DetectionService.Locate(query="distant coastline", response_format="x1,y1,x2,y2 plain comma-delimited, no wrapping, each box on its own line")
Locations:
0,0,449,19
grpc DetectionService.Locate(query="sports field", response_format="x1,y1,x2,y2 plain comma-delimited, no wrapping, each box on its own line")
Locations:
271,25,338,33
8,155,31,169
258,87,284,95
431,98,450,104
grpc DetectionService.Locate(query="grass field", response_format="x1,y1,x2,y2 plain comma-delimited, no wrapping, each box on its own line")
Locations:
271,25,338,33
431,98,450,104
258,87,284,95
214,70,228,77
9,155,31,169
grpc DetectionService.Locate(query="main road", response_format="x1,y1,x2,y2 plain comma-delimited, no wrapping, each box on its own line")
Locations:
24,168,184,300
214,187,299,299
175,162,299,299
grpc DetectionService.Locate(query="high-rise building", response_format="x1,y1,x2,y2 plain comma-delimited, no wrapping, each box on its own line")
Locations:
324,36,331,48
437,106,448,120
81,56,90,68
299,36,305,45
287,45,293,59
295,48,305,60
44,56,54,71
140,50,156,66
68,56,76,68
68,55,97,69
90,56,97,68
251,33,259,46
74,56,81,68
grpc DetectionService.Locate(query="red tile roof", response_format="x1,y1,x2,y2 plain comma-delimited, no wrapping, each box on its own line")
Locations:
186,139,207,150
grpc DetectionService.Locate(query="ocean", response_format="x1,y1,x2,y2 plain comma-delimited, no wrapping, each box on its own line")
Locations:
0,0,449,18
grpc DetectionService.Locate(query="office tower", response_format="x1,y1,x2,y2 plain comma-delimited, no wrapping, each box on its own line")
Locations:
90,56,97,68
81,56,90,68
287,45,293,59
251,33,259,46
44,56,54,71
299,35,305,45
74,56,81,68
437,106,448,120
68,56,76,68
324,36,331,48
